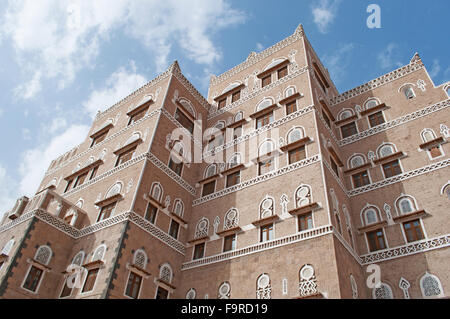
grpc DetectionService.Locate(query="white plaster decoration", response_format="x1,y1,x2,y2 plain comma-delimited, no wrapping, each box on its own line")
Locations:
218,282,231,299
186,288,196,299
280,194,289,217
440,124,449,138
417,79,426,91
224,208,239,230
126,179,133,194
372,283,393,299
256,274,272,299
299,264,318,297
259,196,275,219
350,275,358,299
164,195,171,209
383,203,394,225
420,272,444,298
160,264,173,283
195,218,209,239
133,249,147,269
213,216,220,234
1,239,14,255
399,277,411,299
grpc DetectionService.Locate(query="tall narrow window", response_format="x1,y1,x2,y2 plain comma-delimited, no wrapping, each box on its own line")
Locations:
64,180,73,193
128,108,147,126
285,100,297,115
168,157,183,176
82,268,99,293
288,146,306,164
231,90,241,103
193,243,205,260
277,66,288,79
403,219,425,243
115,146,137,167
367,229,386,252
90,130,108,147
223,234,236,252
169,220,180,239
226,171,241,188
256,112,274,129
202,181,216,197
174,108,194,134
89,166,99,180
125,272,142,299
330,157,339,177
23,266,43,292
218,98,226,109
73,171,88,188
145,202,158,224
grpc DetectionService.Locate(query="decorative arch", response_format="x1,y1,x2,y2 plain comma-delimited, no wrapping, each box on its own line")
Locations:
256,273,271,299
284,85,296,98
133,249,148,269
372,282,394,299
214,121,226,130
224,208,239,230
1,239,15,255
395,194,418,215
178,98,196,118
227,153,241,169
124,132,141,146
258,139,275,156
259,196,275,219
195,217,209,239
150,182,163,202
173,199,184,217
420,128,437,143
398,83,416,99
361,205,382,226
364,98,381,110
204,164,217,178
376,142,397,158
72,251,85,266
294,185,312,207
92,244,107,262
256,97,274,112
159,263,173,283
222,82,241,94
441,182,450,199
234,111,244,122
286,126,305,144
338,108,354,120
105,181,123,199
420,272,444,298
34,245,52,265
348,154,366,169
186,288,196,299
263,58,287,71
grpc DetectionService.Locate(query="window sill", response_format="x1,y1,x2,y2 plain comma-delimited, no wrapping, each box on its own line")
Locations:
393,209,428,223
251,215,280,227
357,220,388,233
288,202,319,216
216,226,242,237
373,151,406,165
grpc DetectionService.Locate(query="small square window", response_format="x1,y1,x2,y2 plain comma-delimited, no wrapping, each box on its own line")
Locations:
382,160,402,178
97,202,117,222
262,75,271,88
429,146,443,159
403,219,424,243
277,66,288,79
223,234,236,252
202,181,216,197
260,224,274,242
286,101,297,115
193,243,205,260
218,98,227,109
128,108,147,126
366,229,386,252
231,90,241,103
256,112,274,129
368,111,385,127
352,171,370,188
341,122,358,138
288,146,306,164
298,213,313,232
226,171,241,188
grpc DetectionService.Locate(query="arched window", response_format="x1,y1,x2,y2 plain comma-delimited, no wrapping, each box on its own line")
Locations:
287,127,305,143
173,199,184,217
421,129,437,143
373,282,393,299
349,154,365,168
151,182,163,202
195,218,209,238
35,246,52,265
264,58,286,71
106,181,123,199
178,98,196,118
228,153,241,169
133,249,147,269
222,82,241,94
124,132,141,146
204,164,217,178
258,140,274,156
420,273,444,298
377,143,396,158
299,264,318,297
362,206,380,225
284,86,296,97
160,263,173,283
442,183,450,200
259,196,274,219
214,121,226,130
234,111,244,122
396,196,417,215
364,99,380,110
72,251,85,266
402,86,415,100
224,208,239,230
256,273,271,299
218,282,231,299
1,239,15,256
295,185,311,207
172,141,184,157
256,98,274,112
92,244,106,262
338,109,354,120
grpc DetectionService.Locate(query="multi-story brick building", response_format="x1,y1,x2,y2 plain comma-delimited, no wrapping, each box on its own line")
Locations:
0,24,449,299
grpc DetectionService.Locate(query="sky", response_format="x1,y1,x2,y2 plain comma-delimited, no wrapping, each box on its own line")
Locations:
0,0,449,218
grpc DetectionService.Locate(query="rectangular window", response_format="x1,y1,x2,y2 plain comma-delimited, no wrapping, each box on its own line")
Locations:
223,234,236,252
288,146,306,164
382,160,402,178
366,229,386,252
115,146,136,167
352,171,370,188
89,166,99,180
60,279,72,298
231,90,241,103
97,202,116,222
145,202,158,224
322,110,331,128
193,243,205,260
226,171,241,188
64,180,73,193
90,130,108,147
330,157,339,177
262,75,271,88
125,272,142,299
156,287,169,299
403,219,425,243
168,158,183,176
256,112,274,129
258,158,275,176
298,213,313,232
368,111,385,127
169,220,180,239
285,100,297,115
202,180,216,197
23,266,43,292
82,268,99,293
260,224,274,242
128,108,147,126
218,98,227,109
341,122,358,138
174,108,194,134
73,171,88,188
429,146,443,159
277,65,288,79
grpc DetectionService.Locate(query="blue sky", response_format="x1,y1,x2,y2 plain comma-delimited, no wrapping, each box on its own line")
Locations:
0,0,449,216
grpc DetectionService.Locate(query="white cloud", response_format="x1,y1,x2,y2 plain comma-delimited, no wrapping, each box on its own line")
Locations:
322,43,355,84
2,0,246,98
18,124,90,196
45,117,68,134
428,59,441,78
377,43,403,70
0,164,19,220
311,0,341,33
82,63,148,118
0,108,3,117
256,43,264,51
22,128,31,141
